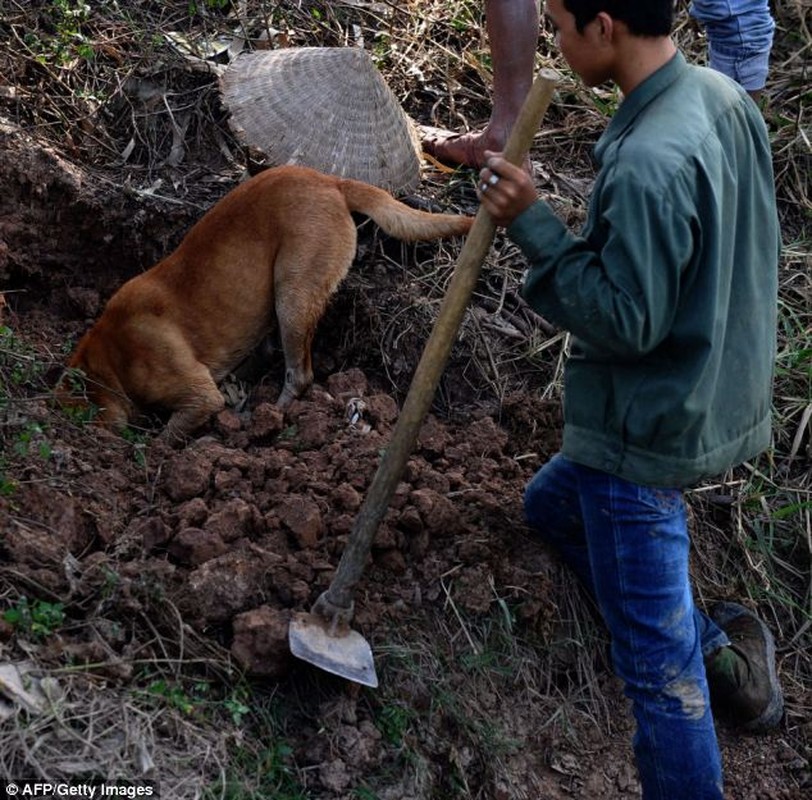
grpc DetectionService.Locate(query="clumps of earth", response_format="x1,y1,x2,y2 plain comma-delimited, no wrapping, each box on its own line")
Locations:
3,365,563,685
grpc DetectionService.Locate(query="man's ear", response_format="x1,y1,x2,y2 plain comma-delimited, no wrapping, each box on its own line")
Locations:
594,11,614,43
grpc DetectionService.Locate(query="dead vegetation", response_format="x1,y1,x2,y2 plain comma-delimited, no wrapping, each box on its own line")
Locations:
0,1,810,798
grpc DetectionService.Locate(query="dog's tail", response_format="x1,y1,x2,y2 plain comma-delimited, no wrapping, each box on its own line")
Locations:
338,179,473,242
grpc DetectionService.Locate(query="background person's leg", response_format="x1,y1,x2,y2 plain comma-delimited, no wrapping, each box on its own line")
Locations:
690,0,775,98
423,0,539,168
487,0,538,145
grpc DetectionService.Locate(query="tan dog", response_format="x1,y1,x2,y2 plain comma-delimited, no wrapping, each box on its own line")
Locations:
62,165,473,438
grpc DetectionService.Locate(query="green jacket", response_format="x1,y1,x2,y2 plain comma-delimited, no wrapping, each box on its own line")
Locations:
509,52,780,487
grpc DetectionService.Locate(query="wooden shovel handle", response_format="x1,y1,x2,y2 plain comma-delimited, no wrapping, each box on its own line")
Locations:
313,69,560,619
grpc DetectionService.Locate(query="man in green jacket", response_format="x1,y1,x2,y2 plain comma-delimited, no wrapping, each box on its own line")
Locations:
478,1,782,797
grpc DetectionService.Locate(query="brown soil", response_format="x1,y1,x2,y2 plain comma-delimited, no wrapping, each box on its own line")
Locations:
0,4,809,799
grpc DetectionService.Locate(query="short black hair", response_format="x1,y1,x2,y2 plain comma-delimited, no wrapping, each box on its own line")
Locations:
562,0,674,36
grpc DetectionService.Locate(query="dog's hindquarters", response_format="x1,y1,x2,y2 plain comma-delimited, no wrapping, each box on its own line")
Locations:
269,174,472,407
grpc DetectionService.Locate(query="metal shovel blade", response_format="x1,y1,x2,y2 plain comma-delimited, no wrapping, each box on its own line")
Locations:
289,611,379,688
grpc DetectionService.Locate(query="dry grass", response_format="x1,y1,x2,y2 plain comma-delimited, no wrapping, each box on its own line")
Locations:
0,670,231,793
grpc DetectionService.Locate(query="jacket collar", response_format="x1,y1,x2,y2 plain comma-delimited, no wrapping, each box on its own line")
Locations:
594,51,688,163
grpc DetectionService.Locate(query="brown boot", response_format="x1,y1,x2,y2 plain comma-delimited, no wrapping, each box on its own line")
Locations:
705,602,784,732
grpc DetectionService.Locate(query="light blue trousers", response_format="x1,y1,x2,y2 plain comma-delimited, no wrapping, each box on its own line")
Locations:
690,1,775,90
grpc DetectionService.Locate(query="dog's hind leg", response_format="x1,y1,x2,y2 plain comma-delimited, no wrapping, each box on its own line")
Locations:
273,228,357,408
275,293,321,408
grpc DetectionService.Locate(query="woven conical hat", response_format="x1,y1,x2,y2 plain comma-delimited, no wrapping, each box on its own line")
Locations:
220,47,421,194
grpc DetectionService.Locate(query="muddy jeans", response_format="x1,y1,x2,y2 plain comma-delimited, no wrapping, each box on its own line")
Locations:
524,454,730,799
690,0,775,90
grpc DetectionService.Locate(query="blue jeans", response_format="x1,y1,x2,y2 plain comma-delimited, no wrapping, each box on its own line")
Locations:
524,454,730,799
690,1,775,90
